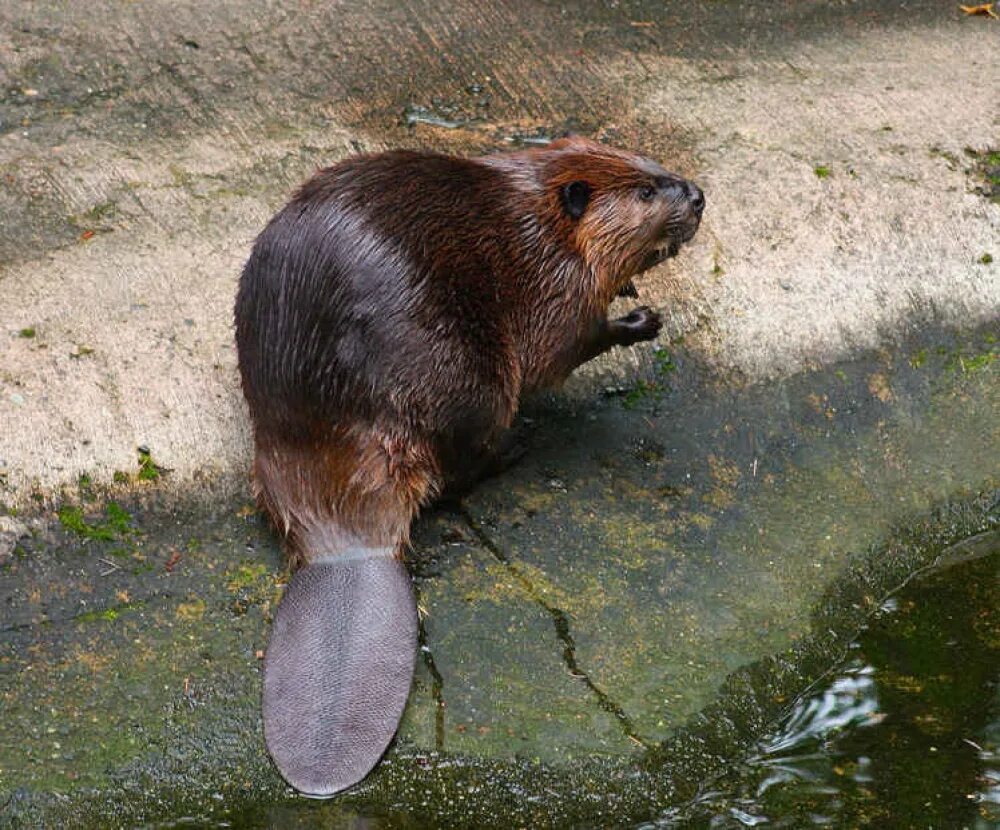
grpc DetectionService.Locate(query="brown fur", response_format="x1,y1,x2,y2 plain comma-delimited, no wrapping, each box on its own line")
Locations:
235,137,702,568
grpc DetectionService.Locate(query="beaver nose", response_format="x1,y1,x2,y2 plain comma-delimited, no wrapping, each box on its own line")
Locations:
686,182,705,216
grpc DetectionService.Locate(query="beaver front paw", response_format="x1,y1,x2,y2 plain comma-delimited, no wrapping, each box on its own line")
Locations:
613,306,662,346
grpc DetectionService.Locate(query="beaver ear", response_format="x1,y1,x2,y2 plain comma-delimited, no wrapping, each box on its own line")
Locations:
561,181,591,220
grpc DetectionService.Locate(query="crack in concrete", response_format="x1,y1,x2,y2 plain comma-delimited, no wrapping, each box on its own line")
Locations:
454,504,651,749
414,593,446,751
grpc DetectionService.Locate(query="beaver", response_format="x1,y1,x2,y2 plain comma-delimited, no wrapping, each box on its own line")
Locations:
234,135,703,797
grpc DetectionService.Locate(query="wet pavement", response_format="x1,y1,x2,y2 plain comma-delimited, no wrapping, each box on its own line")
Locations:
2,324,997,827
1,1,998,827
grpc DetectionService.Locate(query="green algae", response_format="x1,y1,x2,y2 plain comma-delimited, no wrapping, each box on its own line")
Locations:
137,448,163,482
5,490,994,829
2,599,264,794
57,502,133,542
402,539,638,762
457,328,999,744
72,199,119,231
226,562,269,590
967,146,1000,203
74,601,144,623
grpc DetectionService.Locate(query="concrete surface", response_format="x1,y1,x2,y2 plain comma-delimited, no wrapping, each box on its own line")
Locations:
0,0,996,504
0,1,998,828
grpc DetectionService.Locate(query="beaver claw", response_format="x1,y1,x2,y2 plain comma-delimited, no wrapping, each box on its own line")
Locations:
613,306,662,346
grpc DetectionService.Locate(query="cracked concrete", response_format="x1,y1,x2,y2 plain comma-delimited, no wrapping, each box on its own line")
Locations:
456,504,650,751
0,1,998,827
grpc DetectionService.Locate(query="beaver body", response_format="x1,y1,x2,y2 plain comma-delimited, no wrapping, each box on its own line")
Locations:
235,136,703,796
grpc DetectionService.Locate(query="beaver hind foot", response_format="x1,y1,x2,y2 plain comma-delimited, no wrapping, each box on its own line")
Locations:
262,554,418,797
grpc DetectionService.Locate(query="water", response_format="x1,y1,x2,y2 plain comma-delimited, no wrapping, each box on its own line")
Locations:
658,534,1000,829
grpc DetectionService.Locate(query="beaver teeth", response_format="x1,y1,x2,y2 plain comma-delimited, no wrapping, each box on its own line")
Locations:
618,279,639,298
651,237,681,263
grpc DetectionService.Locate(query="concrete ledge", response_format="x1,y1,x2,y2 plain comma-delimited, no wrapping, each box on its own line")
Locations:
1,0,996,504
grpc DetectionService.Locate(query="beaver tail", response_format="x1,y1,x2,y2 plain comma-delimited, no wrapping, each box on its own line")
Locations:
263,547,417,797
252,429,437,797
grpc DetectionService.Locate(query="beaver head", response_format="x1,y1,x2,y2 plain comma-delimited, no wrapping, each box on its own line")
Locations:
541,136,704,299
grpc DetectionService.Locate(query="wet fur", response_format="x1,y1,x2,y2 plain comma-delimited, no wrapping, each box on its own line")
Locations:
236,137,701,566
235,136,702,795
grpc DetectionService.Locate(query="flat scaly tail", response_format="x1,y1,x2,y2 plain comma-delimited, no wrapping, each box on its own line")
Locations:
262,549,417,797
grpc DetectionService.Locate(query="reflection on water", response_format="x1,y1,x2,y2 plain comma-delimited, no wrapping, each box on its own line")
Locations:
656,540,1000,828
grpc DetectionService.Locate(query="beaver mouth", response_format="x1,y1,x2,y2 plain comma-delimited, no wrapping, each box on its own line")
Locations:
659,237,684,261
620,215,701,297
618,240,679,297
638,235,685,273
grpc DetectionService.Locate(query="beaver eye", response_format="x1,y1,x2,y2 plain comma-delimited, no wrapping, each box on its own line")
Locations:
639,185,656,201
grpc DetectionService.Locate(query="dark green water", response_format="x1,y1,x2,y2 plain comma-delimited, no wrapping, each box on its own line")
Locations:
657,535,1000,829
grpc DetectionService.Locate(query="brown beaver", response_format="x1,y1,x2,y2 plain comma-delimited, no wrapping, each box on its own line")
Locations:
234,135,703,797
